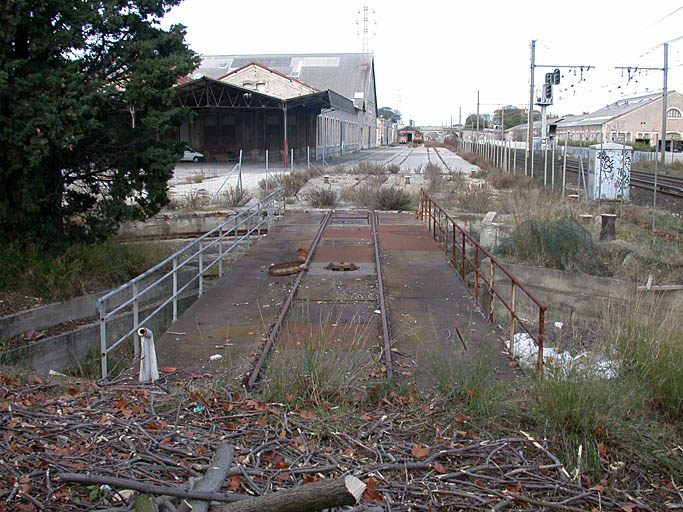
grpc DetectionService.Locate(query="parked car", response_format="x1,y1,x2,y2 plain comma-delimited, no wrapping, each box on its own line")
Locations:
181,146,204,162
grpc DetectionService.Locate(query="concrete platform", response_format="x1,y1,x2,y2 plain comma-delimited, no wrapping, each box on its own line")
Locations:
155,210,509,388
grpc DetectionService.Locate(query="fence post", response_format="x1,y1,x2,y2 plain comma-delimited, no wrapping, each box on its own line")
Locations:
133,281,140,360
100,306,108,379
218,227,224,278
509,282,516,353
451,220,456,266
489,259,495,322
461,231,466,280
474,245,479,300
537,308,545,374
307,146,310,168
199,243,204,297
172,256,178,321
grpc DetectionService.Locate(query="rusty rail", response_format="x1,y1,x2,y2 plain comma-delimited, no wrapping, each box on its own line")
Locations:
418,190,547,373
370,211,393,379
246,211,333,389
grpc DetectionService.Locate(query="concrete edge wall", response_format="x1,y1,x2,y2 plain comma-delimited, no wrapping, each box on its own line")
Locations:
0,270,197,339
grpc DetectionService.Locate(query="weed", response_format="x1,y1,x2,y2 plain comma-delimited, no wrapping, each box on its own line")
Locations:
219,185,252,207
386,164,401,174
188,173,205,184
168,189,209,210
456,183,492,213
259,172,308,197
0,239,170,302
375,186,413,210
489,170,533,189
352,162,386,175
308,188,337,208
367,174,389,187
424,162,442,192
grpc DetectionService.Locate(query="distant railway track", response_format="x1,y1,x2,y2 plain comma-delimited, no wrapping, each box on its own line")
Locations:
510,153,683,199
246,210,393,389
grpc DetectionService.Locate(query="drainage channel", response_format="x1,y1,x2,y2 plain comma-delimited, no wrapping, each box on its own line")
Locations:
246,210,394,389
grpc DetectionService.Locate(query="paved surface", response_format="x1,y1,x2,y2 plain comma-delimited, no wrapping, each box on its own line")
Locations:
155,209,507,387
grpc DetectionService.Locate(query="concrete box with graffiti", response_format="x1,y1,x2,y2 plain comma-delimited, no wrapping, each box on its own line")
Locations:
588,143,632,201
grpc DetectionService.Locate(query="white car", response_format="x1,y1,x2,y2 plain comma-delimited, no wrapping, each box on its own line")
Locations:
181,146,204,162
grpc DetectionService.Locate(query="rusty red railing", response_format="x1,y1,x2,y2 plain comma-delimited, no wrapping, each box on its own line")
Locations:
418,189,547,373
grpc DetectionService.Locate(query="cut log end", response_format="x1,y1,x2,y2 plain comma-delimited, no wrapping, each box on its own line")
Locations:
344,475,366,502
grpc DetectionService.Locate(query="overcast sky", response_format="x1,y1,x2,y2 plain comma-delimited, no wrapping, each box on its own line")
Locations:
162,1,683,126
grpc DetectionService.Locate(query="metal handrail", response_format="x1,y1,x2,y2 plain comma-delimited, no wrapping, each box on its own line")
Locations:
97,188,285,379
418,189,547,373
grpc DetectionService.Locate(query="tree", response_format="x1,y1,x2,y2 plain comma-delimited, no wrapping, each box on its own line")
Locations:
464,114,491,130
378,107,402,124
0,1,199,249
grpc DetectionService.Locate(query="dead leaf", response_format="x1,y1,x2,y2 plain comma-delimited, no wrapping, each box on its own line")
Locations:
411,443,430,459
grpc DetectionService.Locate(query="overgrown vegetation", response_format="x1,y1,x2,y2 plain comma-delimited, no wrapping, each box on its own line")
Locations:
308,188,337,208
0,240,170,302
219,185,252,207
455,183,492,213
424,162,442,191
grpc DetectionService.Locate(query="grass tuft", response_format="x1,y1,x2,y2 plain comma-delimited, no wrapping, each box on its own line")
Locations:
308,188,337,208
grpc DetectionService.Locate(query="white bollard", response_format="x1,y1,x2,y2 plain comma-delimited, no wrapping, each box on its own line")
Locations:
138,327,159,382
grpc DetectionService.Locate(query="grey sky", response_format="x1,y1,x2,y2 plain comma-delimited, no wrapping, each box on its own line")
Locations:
161,1,683,125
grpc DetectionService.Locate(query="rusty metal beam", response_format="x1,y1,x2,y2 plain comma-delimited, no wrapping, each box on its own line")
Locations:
370,211,393,380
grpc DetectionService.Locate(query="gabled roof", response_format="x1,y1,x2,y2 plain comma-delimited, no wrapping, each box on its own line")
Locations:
194,53,376,113
557,91,679,129
217,62,319,95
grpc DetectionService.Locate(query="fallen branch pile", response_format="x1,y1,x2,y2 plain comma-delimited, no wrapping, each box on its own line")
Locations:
0,373,675,511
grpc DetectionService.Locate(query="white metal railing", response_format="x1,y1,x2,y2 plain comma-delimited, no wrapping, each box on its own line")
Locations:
96,188,284,379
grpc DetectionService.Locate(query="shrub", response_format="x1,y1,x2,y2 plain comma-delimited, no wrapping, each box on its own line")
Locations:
344,185,376,208
258,176,281,194
497,217,608,274
374,186,412,210
456,183,492,213
386,164,401,174
220,185,252,207
308,188,337,207
353,162,385,175
424,162,442,191
282,172,308,196
489,170,533,189
367,174,389,187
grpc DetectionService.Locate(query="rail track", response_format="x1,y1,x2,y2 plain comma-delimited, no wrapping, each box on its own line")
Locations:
509,152,683,199
246,210,393,389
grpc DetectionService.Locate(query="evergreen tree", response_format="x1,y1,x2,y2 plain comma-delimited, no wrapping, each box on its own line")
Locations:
0,1,199,248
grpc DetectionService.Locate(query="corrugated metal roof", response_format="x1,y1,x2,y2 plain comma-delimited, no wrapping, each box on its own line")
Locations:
196,53,375,111
557,92,667,128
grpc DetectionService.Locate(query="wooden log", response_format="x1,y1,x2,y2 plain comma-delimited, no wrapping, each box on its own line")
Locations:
56,473,248,503
180,444,234,512
212,475,366,512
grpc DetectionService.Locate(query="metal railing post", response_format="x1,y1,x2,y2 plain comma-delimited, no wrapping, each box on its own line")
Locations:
172,256,178,321
509,282,516,353
537,308,545,374
474,245,479,300
218,227,224,278
133,281,140,359
451,220,456,267
461,231,466,280
489,259,495,322
99,306,108,379
199,243,204,297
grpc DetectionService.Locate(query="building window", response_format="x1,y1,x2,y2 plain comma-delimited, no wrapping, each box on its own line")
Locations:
667,108,681,118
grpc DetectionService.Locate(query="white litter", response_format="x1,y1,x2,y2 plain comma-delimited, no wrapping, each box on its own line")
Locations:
373,310,381,314
554,321,564,329
209,354,223,361
512,332,618,379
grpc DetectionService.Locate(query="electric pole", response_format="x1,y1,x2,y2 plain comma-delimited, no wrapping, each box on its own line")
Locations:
616,42,669,231
476,90,480,142
527,40,536,168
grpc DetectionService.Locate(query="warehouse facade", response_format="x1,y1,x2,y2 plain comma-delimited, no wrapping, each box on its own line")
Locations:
172,53,380,164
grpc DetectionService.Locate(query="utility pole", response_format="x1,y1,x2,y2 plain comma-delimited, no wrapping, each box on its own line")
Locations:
459,106,462,126
476,90,480,143
616,42,668,231
527,40,536,168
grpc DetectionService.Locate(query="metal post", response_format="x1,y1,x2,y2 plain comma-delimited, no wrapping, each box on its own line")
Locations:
238,149,243,190
451,220,456,266
218,227,224,278
551,142,556,189
514,145,517,173
509,282,516,353
489,259,495,322
528,40,536,170
307,145,310,168
654,42,668,232
474,246,479,300
99,307,108,379
172,256,178,321
198,242,204,297
537,308,545,374
291,147,294,170
265,150,269,194
476,90,480,143
461,231,466,280
562,136,568,198
543,143,548,187
133,281,139,359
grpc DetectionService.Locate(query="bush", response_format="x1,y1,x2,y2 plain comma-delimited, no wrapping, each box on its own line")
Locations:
497,217,608,274
489,170,533,189
219,185,252,207
386,164,401,174
424,162,442,192
352,162,385,175
456,183,492,213
374,186,413,210
308,188,337,207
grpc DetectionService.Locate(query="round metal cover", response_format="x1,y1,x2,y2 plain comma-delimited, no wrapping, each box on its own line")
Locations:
324,262,359,272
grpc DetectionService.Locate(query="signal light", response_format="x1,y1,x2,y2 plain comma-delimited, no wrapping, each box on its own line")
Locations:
545,72,553,84
553,68,561,84
543,83,552,100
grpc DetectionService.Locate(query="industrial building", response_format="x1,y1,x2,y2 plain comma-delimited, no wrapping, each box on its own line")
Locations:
171,53,384,165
